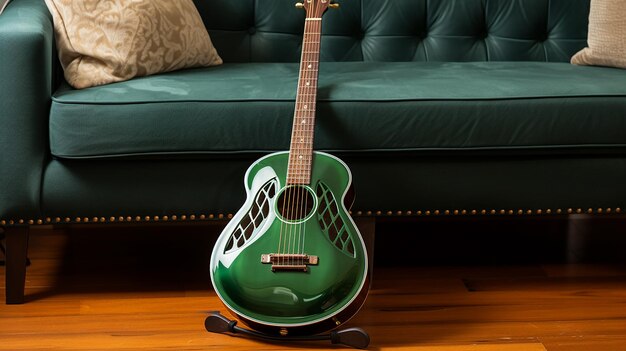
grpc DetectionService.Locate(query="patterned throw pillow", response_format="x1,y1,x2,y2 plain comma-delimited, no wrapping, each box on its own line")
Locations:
45,0,222,89
571,0,626,69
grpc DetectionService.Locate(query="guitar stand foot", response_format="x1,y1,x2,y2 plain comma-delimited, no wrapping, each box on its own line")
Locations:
204,311,370,349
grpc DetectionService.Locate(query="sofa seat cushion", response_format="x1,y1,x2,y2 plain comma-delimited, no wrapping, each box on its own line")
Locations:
49,61,626,159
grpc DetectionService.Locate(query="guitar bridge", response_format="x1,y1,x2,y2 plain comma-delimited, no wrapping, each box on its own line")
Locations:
261,254,318,272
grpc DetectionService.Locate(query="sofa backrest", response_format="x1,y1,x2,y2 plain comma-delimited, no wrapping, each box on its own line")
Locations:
195,0,590,63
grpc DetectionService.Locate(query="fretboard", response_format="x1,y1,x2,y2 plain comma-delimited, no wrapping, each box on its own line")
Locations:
286,18,322,185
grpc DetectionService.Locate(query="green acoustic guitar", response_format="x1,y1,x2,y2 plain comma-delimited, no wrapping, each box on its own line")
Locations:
210,0,369,337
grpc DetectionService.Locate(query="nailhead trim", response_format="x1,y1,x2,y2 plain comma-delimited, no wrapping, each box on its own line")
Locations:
0,213,235,227
0,207,623,226
349,207,622,217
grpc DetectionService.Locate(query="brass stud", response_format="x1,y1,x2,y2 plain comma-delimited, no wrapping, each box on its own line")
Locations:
416,210,422,216
407,210,413,215
92,217,99,223
163,216,169,221
200,215,206,220
470,210,477,215
444,210,450,215
28,220,34,225
526,210,532,215
76,217,82,223
453,210,459,215
587,208,593,214
9,220,14,225
375,211,382,216
434,210,440,215
144,216,151,221
135,216,141,221
154,216,160,221
616,208,622,213
537,209,543,215
597,208,603,214
556,209,562,214
218,214,225,219
499,209,505,215
172,215,178,221
181,215,187,220
607,208,612,213
45,217,51,223
190,215,196,220
65,217,71,223
1,220,6,226
461,210,467,215
37,219,43,225
280,328,288,336
490,210,496,215
366,211,372,216
425,210,431,216
480,209,486,215
396,211,403,216
576,208,582,214
546,209,552,214
208,214,215,219
567,208,573,214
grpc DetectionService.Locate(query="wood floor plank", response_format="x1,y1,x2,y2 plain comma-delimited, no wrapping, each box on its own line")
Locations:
3,225,626,350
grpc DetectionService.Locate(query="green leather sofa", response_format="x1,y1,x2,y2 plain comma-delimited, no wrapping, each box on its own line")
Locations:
2,0,626,303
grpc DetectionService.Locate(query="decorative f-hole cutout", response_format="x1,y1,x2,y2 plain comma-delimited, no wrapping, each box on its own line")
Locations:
316,181,355,257
224,178,277,254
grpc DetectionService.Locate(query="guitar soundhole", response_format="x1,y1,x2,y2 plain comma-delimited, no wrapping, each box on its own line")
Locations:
275,185,316,223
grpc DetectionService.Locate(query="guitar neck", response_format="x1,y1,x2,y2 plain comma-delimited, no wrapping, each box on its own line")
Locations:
286,17,323,185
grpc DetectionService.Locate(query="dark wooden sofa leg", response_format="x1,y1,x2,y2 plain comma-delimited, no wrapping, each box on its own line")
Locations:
4,226,30,304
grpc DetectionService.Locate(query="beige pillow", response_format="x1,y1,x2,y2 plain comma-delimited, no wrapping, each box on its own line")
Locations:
45,0,222,89
571,0,626,69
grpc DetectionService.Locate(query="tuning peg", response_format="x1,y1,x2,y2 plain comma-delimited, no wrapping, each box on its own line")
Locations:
295,2,304,9
329,2,340,9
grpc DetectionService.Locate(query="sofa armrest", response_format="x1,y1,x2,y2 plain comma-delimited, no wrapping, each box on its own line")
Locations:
0,0,54,222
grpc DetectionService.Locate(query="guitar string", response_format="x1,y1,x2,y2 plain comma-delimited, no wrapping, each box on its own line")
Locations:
302,19,317,262
286,18,311,265
300,19,320,264
298,17,315,264
294,18,312,264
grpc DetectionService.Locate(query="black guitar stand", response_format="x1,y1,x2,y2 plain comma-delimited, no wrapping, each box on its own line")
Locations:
204,311,370,349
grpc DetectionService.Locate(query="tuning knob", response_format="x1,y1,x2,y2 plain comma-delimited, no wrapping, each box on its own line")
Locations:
295,2,304,9
329,2,340,9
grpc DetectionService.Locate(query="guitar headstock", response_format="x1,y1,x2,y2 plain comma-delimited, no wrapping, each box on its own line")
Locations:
295,0,339,18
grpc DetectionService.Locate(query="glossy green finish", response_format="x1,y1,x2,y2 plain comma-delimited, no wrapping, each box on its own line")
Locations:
210,151,368,327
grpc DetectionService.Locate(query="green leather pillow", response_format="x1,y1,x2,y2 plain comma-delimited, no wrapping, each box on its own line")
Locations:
571,0,626,69
44,0,222,89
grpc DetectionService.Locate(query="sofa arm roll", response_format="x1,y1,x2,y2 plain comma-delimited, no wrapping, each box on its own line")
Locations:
0,0,54,221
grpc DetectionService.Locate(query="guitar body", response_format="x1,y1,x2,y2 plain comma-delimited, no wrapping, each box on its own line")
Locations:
210,151,369,335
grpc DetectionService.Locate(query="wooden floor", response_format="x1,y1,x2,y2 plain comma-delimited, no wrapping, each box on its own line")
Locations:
2,218,626,350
